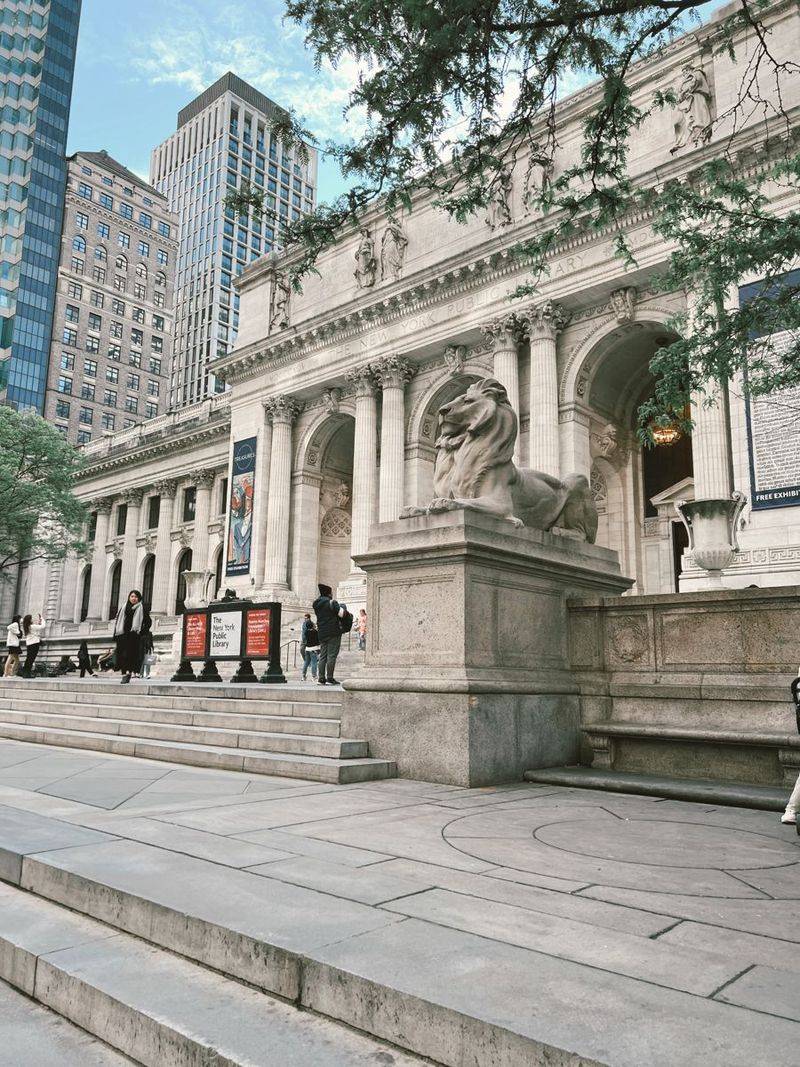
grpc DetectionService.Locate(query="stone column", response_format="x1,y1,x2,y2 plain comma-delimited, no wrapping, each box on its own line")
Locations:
686,287,734,498
347,365,379,564
523,300,566,478
376,357,414,523
150,480,177,613
119,489,143,596
192,469,216,573
86,497,113,620
263,396,300,590
481,315,521,461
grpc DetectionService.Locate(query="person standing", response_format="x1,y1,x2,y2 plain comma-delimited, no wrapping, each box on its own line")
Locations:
3,616,22,678
313,583,345,685
302,620,320,681
299,612,311,671
20,613,45,677
77,640,95,678
357,608,367,652
113,590,145,684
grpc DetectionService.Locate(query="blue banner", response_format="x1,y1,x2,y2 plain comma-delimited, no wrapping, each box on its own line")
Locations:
226,437,257,576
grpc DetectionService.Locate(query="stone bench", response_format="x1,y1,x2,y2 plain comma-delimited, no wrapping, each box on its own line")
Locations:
583,720,800,788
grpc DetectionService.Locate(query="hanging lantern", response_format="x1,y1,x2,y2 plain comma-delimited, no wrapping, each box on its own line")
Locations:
649,421,682,446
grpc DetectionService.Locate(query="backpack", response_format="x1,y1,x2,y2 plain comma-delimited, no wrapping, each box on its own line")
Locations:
339,607,354,634
305,624,319,647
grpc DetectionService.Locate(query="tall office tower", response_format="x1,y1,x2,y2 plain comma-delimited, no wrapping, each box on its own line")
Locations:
0,0,82,411
150,72,318,409
43,151,178,444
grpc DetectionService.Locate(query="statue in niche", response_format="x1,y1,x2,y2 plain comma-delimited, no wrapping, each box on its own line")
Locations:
380,218,408,281
401,378,598,541
269,273,291,332
671,66,713,153
485,166,513,230
523,146,554,212
354,229,377,288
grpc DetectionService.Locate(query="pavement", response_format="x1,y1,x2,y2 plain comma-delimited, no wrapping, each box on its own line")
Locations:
0,738,798,1065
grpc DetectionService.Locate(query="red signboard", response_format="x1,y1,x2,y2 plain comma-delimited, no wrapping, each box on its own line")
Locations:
245,608,271,659
184,611,208,658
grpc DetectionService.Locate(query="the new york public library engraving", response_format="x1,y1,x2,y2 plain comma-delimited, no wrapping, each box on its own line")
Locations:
401,377,597,541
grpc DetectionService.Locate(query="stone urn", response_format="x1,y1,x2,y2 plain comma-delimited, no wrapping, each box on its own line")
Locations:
675,492,747,586
182,570,213,609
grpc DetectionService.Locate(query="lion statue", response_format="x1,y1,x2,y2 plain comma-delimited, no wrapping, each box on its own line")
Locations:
401,378,598,542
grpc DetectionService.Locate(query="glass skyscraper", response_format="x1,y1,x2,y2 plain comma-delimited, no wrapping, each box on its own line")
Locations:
150,72,318,408
0,0,82,411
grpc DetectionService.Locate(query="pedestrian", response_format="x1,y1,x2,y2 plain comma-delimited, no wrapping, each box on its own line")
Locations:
113,589,145,684
302,620,320,681
299,612,311,666
3,615,22,678
97,647,115,672
77,640,95,678
313,583,346,685
781,771,800,825
20,612,46,677
357,608,367,652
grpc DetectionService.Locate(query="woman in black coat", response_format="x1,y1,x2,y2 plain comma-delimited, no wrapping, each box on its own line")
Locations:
77,640,94,678
113,590,145,684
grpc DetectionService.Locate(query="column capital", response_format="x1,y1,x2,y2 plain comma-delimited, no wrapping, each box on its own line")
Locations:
480,313,519,347
92,496,114,515
375,356,415,390
264,395,301,425
121,488,144,507
194,468,216,489
518,300,567,341
153,479,178,499
345,364,378,398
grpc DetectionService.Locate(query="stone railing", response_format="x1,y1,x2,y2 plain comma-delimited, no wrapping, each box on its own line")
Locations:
82,393,232,458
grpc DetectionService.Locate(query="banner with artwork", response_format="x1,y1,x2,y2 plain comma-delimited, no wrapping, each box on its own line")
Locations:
226,436,256,576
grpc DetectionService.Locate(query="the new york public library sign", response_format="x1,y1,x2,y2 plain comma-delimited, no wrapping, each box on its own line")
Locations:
173,599,286,684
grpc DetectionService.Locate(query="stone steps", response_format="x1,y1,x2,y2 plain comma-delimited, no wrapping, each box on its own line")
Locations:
0,882,425,1067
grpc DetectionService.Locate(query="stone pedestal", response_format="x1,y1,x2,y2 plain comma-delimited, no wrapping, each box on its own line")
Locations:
343,510,631,786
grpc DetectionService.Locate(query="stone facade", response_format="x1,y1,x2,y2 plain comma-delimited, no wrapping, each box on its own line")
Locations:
9,1,800,649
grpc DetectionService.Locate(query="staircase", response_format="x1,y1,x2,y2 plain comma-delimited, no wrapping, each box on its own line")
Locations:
0,678,395,784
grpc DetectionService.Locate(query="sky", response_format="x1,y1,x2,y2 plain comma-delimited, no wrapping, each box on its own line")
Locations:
66,0,362,202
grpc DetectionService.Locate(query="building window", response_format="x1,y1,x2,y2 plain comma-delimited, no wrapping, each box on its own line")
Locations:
153,291,165,308
97,222,110,239
219,478,228,515
139,212,152,229
151,336,163,354
145,401,158,419
79,406,93,425
136,262,148,280
127,372,140,390
119,202,133,220
148,357,162,375
106,367,119,384
125,397,138,414
94,245,107,262
80,382,95,401
84,358,98,377
147,380,159,397
103,389,117,407
56,399,70,419
110,321,123,339
113,276,125,292
75,211,89,229
67,281,83,299
78,182,92,199
137,240,149,257
152,314,164,331
87,313,101,331
90,290,104,308
118,232,130,249
85,336,100,354
60,353,74,371
134,283,146,300
62,327,78,346
156,249,168,265
116,503,127,536
108,345,121,362
132,307,145,324
72,235,86,253
77,430,92,445
58,377,72,394
112,298,125,315
158,221,170,238
92,267,106,284
101,413,115,431
155,271,166,288
131,329,143,348
129,351,141,368
102,176,112,186
147,495,160,529
183,487,196,522
64,304,79,323
70,257,85,274
99,193,113,210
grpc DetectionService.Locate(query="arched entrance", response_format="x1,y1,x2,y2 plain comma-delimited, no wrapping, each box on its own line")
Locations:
175,548,192,615
317,419,354,599
108,559,122,619
212,545,223,601
566,318,692,593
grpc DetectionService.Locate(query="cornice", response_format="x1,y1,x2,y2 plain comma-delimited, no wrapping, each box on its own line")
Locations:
77,417,230,482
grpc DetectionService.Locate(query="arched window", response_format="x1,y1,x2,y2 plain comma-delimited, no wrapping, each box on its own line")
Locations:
95,245,107,262
141,554,155,611
213,546,223,601
115,253,128,272
136,263,148,280
108,559,122,620
175,548,193,615
155,271,166,289
79,565,92,622
72,235,86,253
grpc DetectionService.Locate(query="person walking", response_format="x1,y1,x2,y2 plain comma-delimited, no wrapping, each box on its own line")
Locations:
781,772,800,825
3,615,22,678
113,590,145,684
20,613,45,677
77,640,95,678
299,612,311,672
302,620,320,681
313,583,345,685
357,608,367,652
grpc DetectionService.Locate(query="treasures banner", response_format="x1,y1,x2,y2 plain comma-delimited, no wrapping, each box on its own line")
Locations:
226,436,256,575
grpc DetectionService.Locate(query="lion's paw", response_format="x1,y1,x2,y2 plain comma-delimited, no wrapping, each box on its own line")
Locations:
400,506,425,519
428,498,458,513
507,515,525,528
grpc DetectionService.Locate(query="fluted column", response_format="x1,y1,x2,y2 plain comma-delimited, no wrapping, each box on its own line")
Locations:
481,314,521,462
523,300,566,477
263,396,300,589
150,480,177,614
192,469,216,574
119,489,143,596
86,497,113,620
376,357,415,522
686,290,733,498
347,365,379,564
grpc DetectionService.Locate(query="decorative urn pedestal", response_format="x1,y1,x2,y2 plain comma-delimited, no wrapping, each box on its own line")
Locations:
342,510,632,786
675,493,746,587
182,570,213,610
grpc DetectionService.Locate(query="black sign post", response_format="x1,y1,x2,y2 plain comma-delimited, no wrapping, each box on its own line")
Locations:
171,599,286,684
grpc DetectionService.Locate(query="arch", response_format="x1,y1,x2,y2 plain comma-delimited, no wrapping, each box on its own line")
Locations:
155,271,166,288
407,368,483,446
174,547,192,615
115,253,128,272
136,262,148,280
94,244,107,262
211,544,223,601
79,565,92,622
72,234,86,253
293,408,355,473
141,554,155,610
107,559,122,620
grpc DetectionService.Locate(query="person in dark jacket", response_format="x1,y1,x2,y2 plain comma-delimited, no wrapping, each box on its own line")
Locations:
313,583,345,685
113,590,145,684
77,640,94,677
